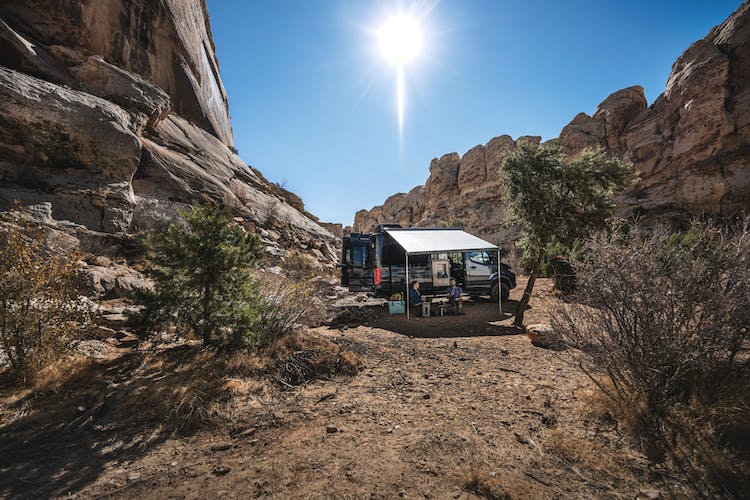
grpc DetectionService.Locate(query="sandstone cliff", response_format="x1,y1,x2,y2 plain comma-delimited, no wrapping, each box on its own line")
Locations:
355,2,750,245
0,0,338,294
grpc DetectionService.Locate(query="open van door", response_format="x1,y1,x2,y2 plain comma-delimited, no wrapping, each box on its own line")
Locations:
465,250,494,285
341,234,374,291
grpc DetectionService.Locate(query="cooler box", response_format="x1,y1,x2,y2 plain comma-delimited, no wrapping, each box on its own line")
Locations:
388,300,405,314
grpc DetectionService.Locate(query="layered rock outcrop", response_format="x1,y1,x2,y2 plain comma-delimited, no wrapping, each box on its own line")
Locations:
0,0,338,289
355,2,750,243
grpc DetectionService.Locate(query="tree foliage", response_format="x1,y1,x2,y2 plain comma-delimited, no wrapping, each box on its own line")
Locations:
501,141,635,325
135,203,266,347
0,214,89,383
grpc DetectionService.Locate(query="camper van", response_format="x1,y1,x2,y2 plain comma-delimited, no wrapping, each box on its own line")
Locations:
341,224,516,301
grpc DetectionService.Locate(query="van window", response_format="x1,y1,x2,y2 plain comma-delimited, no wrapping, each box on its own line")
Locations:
351,245,369,267
468,251,489,264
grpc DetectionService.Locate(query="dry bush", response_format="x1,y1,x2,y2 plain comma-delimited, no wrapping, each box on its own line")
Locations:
271,330,360,385
280,250,318,281
253,272,325,346
553,220,750,496
2,330,360,437
0,216,90,384
545,429,628,478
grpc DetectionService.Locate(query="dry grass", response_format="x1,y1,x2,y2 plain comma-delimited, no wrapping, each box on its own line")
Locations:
463,470,513,499
545,429,626,477
0,330,361,436
570,375,750,498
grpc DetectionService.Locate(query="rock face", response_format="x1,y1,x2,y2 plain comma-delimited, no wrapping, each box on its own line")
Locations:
0,0,338,280
355,3,750,243
0,0,232,145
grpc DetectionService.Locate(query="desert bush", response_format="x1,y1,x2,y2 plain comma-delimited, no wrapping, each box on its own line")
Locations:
134,203,266,347
254,272,324,346
553,220,750,495
439,216,468,230
280,250,317,281
0,216,90,383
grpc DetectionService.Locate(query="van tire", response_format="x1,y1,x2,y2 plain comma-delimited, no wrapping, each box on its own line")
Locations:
491,282,510,302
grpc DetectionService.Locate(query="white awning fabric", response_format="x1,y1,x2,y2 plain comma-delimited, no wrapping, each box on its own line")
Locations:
384,228,498,255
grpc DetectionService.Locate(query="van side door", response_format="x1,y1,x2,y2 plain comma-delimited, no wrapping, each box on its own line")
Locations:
465,250,494,285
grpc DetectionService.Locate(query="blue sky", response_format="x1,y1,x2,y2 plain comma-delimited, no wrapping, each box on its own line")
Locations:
206,0,741,226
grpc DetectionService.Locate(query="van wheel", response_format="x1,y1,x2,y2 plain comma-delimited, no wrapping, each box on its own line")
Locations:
491,283,510,302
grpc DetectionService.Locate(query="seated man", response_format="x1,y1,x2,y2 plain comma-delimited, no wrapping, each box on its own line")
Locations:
409,280,423,316
446,278,463,314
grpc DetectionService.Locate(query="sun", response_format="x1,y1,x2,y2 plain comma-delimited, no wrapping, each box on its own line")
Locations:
378,14,423,65
377,13,424,136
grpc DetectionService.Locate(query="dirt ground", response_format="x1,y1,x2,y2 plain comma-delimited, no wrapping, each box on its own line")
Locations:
0,279,681,499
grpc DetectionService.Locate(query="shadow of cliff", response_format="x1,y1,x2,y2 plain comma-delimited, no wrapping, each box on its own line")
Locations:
0,345,251,498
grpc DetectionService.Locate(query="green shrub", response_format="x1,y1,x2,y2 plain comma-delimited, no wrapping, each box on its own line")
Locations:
134,203,266,348
439,217,467,230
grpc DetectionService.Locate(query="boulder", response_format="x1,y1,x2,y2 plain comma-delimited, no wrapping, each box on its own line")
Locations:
0,67,141,180
79,262,152,299
63,52,171,126
559,112,605,155
593,86,648,154
0,67,141,232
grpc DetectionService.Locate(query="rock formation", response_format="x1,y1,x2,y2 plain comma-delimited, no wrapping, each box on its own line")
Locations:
355,2,750,245
0,0,338,296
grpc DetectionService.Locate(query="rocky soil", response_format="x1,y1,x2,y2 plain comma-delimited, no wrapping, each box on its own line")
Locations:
0,279,692,498
354,2,750,244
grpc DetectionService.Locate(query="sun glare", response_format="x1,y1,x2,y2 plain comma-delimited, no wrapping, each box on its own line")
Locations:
377,13,423,137
379,14,422,65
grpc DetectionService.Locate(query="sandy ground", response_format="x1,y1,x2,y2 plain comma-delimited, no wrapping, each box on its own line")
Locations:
0,279,675,499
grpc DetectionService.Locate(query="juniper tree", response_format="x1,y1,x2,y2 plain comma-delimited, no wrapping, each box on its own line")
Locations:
500,141,634,326
137,203,265,347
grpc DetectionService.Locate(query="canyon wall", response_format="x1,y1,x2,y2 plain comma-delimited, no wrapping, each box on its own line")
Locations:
354,2,750,247
0,0,338,280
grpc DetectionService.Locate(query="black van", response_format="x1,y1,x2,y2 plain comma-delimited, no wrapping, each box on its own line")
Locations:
341,224,516,301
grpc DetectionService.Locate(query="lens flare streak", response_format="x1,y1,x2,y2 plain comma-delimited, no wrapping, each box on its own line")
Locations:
378,12,423,139
397,64,405,136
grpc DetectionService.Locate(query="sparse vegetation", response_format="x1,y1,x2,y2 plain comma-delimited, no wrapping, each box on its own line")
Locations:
553,220,750,496
255,271,324,345
501,142,635,326
280,250,317,281
133,204,325,348
439,216,467,230
0,213,90,384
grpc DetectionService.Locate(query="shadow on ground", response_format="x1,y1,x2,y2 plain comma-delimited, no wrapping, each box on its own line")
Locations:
0,346,261,498
368,299,526,338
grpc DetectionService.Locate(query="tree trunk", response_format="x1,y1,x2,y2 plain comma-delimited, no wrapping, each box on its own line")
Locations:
513,247,546,328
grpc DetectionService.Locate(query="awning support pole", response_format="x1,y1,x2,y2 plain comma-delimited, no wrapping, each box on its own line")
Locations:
405,253,410,319
498,248,502,318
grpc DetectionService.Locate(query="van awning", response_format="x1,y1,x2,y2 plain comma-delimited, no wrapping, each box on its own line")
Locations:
384,228,498,255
